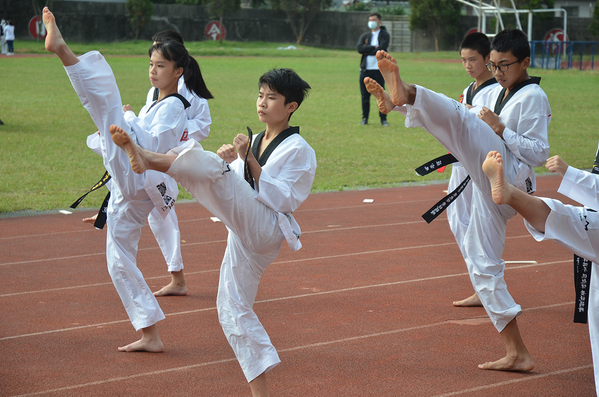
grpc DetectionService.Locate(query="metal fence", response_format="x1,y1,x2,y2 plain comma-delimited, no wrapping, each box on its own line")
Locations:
530,41,598,70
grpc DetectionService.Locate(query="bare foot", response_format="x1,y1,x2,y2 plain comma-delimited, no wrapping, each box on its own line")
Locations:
375,50,415,107
82,214,98,225
364,77,395,114
154,281,187,296
42,7,64,53
452,293,482,307
109,124,148,174
478,353,535,371
482,151,514,206
43,7,78,66
117,326,164,352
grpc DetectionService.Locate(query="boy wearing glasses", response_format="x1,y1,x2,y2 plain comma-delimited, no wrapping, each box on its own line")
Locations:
364,29,550,371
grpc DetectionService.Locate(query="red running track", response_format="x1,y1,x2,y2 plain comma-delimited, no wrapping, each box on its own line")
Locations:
0,175,594,396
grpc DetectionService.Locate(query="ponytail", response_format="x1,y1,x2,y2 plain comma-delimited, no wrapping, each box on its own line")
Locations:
183,55,214,100
149,41,214,100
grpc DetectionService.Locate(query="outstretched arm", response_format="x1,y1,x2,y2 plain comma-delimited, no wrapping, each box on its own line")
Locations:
554,155,599,211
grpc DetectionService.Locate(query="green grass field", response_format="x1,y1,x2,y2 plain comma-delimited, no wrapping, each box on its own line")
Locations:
1,39,597,214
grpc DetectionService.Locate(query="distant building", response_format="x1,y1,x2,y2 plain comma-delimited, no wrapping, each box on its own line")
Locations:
554,1,595,18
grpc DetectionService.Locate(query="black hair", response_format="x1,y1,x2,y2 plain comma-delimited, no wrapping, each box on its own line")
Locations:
459,32,491,58
491,29,530,61
152,30,184,45
149,41,214,100
258,68,311,119
369,13,382,20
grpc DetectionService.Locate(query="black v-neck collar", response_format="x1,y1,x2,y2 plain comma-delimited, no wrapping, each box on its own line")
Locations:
466,77,497,106
493,77,541,115
251,126,300,167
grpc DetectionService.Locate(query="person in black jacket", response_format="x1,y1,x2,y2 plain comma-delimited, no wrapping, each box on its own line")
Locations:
357,12,390,126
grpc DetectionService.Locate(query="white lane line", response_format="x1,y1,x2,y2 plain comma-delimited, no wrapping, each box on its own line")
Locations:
0,233,551,297
7,315,586,397
0,238,228,267
0,260,571,341
430,365,594,397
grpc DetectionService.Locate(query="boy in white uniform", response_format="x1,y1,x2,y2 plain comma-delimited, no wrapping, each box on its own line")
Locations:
482,150,599,395
109,67,315,397
449,32,499,306
365,29,551,371
43,7,210,352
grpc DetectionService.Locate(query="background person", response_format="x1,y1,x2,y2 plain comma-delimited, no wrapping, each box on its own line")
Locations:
4,20,14,55
357,12,390,126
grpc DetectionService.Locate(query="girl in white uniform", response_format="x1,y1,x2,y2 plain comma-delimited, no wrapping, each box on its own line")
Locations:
482,150,599,396
108,68,315,397
43,7,210,352
143,31,213,296
86,38,213,297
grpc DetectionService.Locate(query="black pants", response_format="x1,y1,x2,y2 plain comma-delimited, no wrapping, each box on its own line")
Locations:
359,69,387,122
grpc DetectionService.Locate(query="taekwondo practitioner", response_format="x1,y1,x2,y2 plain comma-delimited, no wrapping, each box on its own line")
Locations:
84,30,213,297
108,68,315,396
43,7,211,352
365,29,551,371
451,32,499,307
482,150,599,395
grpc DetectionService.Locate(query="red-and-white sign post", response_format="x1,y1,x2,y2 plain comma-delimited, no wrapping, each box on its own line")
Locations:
29,15,47,40
205,21,226,41
544,28,569,55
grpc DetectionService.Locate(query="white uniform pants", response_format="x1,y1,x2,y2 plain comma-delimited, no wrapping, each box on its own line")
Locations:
168,142,285,382
66,51,165,330
403,86,531,332
525,199,599,395
149,207,184,272
447,163,473,251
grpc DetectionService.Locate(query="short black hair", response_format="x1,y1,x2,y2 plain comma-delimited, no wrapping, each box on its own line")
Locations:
152,30,184,45
369,13,382,20
459,32,491,58
491,29,530,61
258,68,311,116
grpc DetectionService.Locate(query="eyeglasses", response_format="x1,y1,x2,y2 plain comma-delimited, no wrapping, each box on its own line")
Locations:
486,60,521,73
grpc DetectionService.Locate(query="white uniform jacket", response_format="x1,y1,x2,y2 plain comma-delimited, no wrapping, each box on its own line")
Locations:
229,131,317,251
146,77,212,144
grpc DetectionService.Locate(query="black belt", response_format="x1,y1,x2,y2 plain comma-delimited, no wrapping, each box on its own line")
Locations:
69,171,111,229
415,153,469,223
244,126,255,189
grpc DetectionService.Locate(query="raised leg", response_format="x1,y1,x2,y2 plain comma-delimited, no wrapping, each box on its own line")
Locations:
483,151,550,233
42,7,78,66
375,50,416,107
363,77,396,115
110,124,176,174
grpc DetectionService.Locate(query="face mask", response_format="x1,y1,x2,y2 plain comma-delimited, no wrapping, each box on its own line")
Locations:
368,21,378,30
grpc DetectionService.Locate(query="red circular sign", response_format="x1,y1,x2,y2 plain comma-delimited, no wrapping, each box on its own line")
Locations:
464,28,480,37
205,21,226,41
29,15,47,40
543,28,569,54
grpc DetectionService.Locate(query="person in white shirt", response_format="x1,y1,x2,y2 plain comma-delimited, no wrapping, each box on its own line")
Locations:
4,20,14,55
84,30,213,297
482,150,599,396
1,20,7,55
43,7,212,353
365,29,551,372
109,67,315,397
